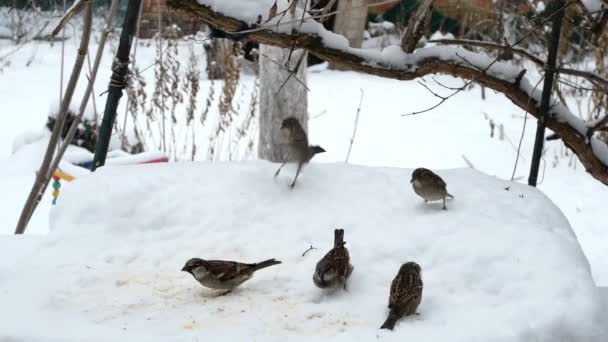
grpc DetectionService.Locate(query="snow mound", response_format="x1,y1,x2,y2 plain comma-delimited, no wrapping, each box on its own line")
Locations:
1,162,605,341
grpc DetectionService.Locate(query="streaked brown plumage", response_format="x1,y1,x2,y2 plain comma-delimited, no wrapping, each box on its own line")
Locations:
182,258,281,295
380,262,423,330
410,167,454,210
313,229,354,290
274,117,326,188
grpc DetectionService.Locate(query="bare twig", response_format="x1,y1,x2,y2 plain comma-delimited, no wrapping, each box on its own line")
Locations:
51,0,87,37
301,245,316,257
276,50,308,95
345,89,364,163
258,50,310,92
462,155,476,169
511,76,545,182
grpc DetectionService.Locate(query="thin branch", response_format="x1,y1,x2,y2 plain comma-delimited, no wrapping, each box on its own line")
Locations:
258,51,310,92
15,0,93,234
301,245,316,257
511,76,545,182
51,0,87,36
345,89,364,163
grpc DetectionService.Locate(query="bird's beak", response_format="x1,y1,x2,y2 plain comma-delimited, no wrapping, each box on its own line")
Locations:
181,266,188,272
410,177,414,183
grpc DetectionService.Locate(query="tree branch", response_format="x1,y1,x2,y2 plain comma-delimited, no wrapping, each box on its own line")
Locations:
428,38,608,91
167,0,608,186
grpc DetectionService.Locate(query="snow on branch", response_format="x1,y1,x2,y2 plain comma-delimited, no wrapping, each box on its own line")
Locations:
428,38,608,92
167,0,608,186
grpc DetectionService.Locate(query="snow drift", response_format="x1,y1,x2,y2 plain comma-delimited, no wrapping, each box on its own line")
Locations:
0,162,605,341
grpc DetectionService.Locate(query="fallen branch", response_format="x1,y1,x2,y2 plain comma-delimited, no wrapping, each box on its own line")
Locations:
167,0,608,186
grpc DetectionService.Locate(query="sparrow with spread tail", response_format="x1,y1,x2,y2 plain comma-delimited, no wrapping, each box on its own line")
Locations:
274,117,326,188
410,168,454,210
182,258,281,295
313,229,354,290
380,262,423,330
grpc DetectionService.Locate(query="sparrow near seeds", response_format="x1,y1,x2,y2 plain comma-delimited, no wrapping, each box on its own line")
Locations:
313,229,354,290
274,117,326,188
182,258,281,295
380,262,423,330
410,167,454,210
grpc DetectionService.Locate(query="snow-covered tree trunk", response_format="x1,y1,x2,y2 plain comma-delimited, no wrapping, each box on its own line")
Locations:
331,0,368,69
258,45,308,162
333,0,368,48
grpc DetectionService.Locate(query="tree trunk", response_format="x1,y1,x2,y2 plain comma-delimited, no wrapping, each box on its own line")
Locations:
258,44,308,162
331,0,368,69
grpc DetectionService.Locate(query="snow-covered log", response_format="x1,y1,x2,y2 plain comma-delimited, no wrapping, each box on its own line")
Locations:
166,0,608,186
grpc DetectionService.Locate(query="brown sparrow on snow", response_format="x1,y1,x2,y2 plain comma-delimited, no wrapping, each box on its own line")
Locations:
313,229,354,290
182,258,281,295
274,117,326,188
410,168,454,210
380,261,423,330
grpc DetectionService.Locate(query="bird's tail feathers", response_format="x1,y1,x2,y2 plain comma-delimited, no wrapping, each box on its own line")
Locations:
252,258,282,272
447,193,454,199
380,311,399,330
334,228,345,247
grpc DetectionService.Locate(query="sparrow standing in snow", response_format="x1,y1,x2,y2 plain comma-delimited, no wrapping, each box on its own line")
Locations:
182,258,281,295
313,229,354,290
274,117,326,188
410,168,454,210
380,262,423,330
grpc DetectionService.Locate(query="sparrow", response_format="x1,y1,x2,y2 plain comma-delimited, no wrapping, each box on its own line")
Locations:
380,262,423,330
410,168,454,210
182,258,281,295
274,117,326,188
313,229,354,290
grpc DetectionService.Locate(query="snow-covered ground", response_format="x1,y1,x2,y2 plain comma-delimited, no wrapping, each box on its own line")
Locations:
1,33,608,287
0,162,606,341
1,16,608,339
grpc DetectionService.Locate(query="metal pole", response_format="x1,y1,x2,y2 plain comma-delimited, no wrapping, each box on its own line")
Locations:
92,0,142,170
528,0,564,186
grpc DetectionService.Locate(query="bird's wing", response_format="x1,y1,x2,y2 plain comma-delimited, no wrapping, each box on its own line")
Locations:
205,260,254,281
389,273,423,308
291,125,309,146
315,247,351,279
427,171,447,187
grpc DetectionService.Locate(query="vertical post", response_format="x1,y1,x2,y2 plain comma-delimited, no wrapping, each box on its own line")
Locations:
528,0,564,186
92,0,143,171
